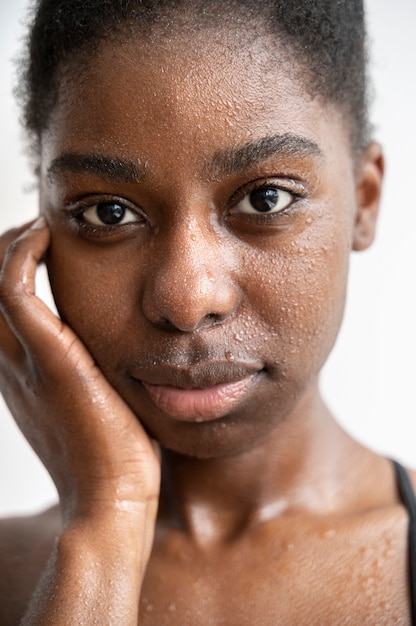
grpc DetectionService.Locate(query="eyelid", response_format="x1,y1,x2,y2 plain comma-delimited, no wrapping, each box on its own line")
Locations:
67,195,146,221
228,177,306,215
82,202,139,226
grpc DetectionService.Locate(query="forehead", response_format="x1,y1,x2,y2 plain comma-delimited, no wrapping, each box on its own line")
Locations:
42,28,349,174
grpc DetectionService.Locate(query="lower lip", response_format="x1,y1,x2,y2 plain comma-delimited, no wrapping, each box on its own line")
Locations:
141,376,256,422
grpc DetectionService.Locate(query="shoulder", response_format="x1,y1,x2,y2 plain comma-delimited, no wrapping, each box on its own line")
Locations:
0,505,61,626
405,466,416,492
406,466,416,490
392,460,416,499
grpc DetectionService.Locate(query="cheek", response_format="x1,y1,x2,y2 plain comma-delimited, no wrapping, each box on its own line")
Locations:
242,219,351,373
46,236,140,363
46,205,352,390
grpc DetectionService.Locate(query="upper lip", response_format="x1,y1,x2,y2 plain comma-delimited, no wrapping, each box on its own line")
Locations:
130,360,264,389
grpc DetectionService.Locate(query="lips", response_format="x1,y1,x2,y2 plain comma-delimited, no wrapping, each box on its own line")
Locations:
132,361,263,422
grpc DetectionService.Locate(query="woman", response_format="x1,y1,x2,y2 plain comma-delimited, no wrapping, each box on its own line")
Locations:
0,0,413,623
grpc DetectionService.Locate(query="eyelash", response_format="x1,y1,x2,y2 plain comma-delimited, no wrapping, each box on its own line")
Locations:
67,196,145,236
66,178,306,235
229,178,305,220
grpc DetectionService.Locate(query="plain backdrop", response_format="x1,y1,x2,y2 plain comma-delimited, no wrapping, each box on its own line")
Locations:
0,0,415,516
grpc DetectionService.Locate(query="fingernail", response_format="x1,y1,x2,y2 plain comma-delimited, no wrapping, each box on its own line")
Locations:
30,216,47,230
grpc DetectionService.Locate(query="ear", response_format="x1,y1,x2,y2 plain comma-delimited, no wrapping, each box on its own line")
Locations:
352,142,384,251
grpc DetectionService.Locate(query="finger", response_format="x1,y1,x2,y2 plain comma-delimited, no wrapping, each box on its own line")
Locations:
0,221,41,360
0,220,38,266
0,217,59,348
0,219,96,375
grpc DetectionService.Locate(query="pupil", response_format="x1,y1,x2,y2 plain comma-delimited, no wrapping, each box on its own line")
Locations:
250,188,278,213
96,202,125,224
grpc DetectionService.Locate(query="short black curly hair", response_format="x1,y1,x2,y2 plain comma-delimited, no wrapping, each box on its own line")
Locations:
18,0,371,157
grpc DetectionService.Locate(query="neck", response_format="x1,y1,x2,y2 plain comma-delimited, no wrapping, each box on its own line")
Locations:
158,383,361,546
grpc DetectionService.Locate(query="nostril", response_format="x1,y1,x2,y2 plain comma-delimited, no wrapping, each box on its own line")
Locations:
152,311,228,333
142,255,240,332
156,316,177,331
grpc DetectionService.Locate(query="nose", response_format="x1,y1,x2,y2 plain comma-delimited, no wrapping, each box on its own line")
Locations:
141,220,240,332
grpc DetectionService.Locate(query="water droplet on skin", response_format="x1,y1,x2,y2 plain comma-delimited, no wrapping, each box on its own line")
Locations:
362,576,376,596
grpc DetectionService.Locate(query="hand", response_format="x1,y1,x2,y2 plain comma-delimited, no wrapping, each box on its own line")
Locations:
0,218,161,624
0,218,161,523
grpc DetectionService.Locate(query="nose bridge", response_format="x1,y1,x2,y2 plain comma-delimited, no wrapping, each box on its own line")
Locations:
142,214,239,332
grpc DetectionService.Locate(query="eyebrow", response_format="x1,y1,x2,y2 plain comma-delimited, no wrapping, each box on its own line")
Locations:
47,153,145,184
207,133,323,180
46,133,322,185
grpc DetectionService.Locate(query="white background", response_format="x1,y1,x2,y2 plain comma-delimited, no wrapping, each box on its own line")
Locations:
0,0,415,516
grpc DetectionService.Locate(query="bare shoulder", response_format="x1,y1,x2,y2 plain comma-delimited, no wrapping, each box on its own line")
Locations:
0,505,61,626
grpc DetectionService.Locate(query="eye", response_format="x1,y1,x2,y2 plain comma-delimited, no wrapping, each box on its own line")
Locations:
235,186,293,215
81,201,139,226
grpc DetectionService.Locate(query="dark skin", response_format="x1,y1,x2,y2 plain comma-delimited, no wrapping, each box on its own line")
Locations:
0,24,412,624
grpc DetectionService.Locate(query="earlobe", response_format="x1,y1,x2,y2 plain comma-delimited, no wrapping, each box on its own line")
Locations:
353,142,384,251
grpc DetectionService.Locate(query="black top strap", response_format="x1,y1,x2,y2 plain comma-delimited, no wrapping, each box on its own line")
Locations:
392,459,416,625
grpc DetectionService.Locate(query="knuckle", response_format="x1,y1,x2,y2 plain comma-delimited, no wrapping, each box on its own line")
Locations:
0,241,30,304
4,235,27,259
0,273,22,306
0,224,34,270
0,277,13,305
0,287,26,328
0,227,23,254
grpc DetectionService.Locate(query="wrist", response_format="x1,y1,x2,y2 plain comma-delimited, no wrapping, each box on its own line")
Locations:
58,463,161,527
59,506,156,583
21,516,152,626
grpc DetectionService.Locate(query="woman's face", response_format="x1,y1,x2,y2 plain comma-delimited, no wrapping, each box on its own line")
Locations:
39,27,378,457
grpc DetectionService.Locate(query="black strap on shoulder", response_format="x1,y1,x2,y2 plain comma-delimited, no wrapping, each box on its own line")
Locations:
392,459,416,625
